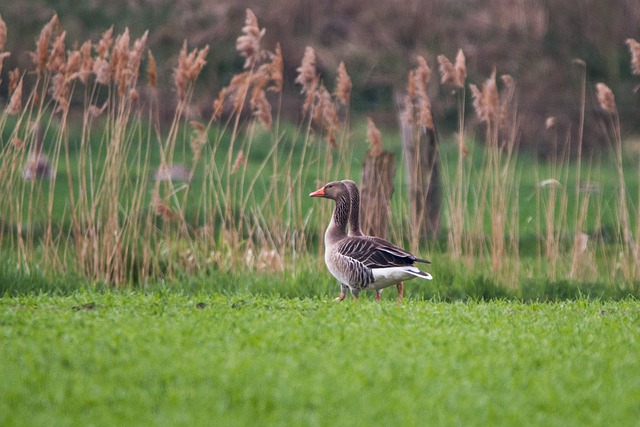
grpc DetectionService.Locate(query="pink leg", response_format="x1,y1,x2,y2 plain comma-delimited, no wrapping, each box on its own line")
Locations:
333,292,346,302
397,282,404,303
375,291,381,302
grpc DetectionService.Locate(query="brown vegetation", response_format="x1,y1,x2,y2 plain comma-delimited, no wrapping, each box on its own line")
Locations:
1,7,640,289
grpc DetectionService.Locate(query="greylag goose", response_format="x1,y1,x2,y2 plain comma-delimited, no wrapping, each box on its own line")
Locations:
310,180,432,301
342,179,405,302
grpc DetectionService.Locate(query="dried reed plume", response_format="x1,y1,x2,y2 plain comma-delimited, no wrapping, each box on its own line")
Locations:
8,67,19,94
295,46,319,113
126,30,149,91
595,82,616,113
437,49,466,89
32,14,59,73
314,86,340,147
111,29,132,96
51,73,69,112
96,26,114,59
236,8,265,70
269,43,283,93
147,50,157,88
93,27,114,86
7,76,22,115
47,30,66,73
251,88,272,130
470,70,499,123
0,52,9,83
189,120,207,162
214,12,280,127
545,116,557,130
367,117,383,156
0,14,6,51
335,61,352,105
93,57,111,85
232,150,247,173
65,50,82,78
625,38,640,76
408,56,434,130
74,41,93,84
174,41,210,101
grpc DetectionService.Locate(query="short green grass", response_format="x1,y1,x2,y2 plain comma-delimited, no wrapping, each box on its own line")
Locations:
1,291,639,426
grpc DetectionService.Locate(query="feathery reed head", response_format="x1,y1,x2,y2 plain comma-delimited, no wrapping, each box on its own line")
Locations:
7,75,22,115
111,28,131,96
232,150,248,174
269,43,283,92
8,67,19,94
455,49,467,86
367,117,383,157
0,14,7,51
0,52,9,82
595,82,616,113
415,56,431,86
189,120,207,162
33,14,59,73
545,116,557,130
314,85,340,147
47,30,66,73
437,54,456,86
438,49,466,89
96,26,114,59
295,46,319,113
470,70,499,123
174,41,210,101
335,61,352,105
408,56,434,130
147,50,157,88
69,40,93,85
236,8,265,70
626,38,640,76
251,87,272,130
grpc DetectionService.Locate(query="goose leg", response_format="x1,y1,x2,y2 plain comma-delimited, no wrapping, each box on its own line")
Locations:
375,290,381,302
334,283,348,302
397,282,404,303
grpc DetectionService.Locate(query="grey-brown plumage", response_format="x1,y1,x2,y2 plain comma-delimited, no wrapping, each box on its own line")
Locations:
310,180,432,301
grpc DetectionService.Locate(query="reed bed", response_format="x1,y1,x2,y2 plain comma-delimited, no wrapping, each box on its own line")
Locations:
1,11,639,293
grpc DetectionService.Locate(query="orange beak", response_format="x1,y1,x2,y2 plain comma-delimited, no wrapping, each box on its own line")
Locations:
309,186,325,197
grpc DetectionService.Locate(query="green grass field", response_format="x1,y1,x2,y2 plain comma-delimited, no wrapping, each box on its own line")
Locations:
1,289,639,426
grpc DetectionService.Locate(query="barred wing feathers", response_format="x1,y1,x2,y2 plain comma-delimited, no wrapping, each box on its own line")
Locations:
335,236,430,269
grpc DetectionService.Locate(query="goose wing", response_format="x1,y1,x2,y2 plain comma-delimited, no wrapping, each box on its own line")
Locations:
336,236,429,269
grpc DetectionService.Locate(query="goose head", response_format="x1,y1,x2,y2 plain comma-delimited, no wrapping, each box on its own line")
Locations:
309,181,349,201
